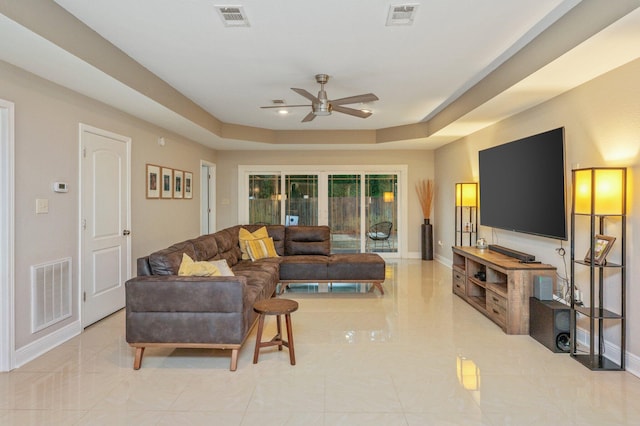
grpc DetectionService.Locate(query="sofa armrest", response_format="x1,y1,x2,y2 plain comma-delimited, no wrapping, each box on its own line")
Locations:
125,275,248,313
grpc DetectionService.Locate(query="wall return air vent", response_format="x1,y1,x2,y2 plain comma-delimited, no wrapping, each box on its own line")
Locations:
215,5,250,27
386,4,419,26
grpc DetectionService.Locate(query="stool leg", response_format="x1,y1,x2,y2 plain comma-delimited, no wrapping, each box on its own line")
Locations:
253,314,265,364
276,314,283,351
285,313,296,365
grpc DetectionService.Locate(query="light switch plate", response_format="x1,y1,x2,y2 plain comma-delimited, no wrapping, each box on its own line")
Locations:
36,198,49,214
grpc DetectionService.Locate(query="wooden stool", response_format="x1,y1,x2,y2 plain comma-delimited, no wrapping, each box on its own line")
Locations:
253,298,298,365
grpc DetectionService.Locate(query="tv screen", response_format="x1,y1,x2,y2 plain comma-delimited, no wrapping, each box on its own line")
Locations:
478,127,567,240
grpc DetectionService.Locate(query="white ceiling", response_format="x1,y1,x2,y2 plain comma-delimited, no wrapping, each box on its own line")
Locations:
1,1,640,150
51,0,576,131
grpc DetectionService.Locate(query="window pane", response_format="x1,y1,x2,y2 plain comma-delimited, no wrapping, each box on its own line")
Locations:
329,174,361,253
285,175,318,226
248,174,281,225
366,174,397,252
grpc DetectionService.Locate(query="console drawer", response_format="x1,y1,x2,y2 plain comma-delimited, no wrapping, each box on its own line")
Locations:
486,291,507,327
452,268,465,297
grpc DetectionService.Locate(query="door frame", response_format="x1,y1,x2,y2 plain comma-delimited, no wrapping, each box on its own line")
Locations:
0,99,15,371
238,164,408,258
78,123,131,327
200,160,216,235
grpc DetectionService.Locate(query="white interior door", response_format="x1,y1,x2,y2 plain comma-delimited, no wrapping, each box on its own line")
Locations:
80,124,130,327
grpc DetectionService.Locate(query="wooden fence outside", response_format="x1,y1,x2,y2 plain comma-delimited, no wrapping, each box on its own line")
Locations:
249,197,396,233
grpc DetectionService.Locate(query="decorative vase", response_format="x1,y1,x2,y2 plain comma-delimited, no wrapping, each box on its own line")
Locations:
421,218,433,260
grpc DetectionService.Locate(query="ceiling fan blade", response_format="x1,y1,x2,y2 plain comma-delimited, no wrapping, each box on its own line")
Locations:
330,93,379,106
260,104,310,109
291,88,319,103
301,111,316,122
332,105,372,118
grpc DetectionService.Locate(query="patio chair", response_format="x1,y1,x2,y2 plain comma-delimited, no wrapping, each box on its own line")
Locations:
366,221,393,250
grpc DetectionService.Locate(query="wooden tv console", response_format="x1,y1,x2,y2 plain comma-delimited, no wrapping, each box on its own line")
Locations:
452,246,556,335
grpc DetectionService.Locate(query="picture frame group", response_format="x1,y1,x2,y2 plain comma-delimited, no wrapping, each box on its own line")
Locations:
146,164,193,200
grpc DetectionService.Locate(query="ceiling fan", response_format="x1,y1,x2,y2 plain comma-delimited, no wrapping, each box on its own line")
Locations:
261,74,379,122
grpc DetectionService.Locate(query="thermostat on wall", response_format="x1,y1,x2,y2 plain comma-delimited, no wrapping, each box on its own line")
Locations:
53,182,68,193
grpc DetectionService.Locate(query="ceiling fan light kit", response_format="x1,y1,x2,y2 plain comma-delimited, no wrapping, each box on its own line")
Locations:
261,74,379,122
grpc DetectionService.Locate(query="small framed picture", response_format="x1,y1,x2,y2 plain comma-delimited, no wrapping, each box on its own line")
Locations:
584,234,616,265
161,167,173,199
146,164,160,198
184,171,193,199
173,170,184,199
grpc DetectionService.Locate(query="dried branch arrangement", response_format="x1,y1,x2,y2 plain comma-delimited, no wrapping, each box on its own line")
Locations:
415,179,434,220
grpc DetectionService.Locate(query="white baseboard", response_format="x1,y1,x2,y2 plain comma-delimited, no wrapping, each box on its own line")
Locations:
406,252,452,263
625,351,640,378
14,320,82,368
435,253,451,267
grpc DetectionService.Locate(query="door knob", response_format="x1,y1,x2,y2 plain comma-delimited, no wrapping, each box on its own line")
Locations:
122,229,131,236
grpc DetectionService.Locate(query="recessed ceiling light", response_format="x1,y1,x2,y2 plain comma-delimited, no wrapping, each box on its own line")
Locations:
278,110,289,115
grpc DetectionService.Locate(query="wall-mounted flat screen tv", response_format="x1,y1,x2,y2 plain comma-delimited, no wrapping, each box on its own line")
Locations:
478,127,567,240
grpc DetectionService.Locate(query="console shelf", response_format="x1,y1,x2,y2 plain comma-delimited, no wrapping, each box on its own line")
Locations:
452,246,556,334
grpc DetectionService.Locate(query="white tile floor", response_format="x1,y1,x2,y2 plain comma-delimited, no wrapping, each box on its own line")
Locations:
2,259,640,425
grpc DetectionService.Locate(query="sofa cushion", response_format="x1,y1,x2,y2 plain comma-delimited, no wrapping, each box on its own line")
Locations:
280,255,329,281
148,241,196,275
328,253,385,281
285,226,330,256
232,259,280,303
192,234,219,261
214,228,242,267
266,225,286,256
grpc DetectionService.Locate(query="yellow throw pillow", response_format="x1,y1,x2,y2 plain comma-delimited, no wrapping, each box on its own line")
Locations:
178,253,221,276
246,237,279,261
208,259,235,276
239,226,269,260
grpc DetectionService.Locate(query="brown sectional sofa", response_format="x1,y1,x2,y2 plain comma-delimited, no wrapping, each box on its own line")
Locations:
126,224,385,371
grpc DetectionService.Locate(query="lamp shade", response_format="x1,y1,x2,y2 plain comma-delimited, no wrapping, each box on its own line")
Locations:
383,191,395,203
574,168,625,215
455,183,477,207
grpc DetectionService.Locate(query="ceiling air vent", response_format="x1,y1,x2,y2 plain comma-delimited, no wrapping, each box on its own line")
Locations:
386,4,419,26
215,5,250,27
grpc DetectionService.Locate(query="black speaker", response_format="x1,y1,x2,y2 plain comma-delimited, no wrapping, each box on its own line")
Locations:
529,297,570,353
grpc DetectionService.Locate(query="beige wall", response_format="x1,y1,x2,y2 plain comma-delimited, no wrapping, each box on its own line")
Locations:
215,149,434,254
434,58,640,358
1,60,216,349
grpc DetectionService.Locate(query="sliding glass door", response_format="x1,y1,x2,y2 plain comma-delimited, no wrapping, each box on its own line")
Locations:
241,166,404,256
248,174,281,225
328,174,361,253
285,174,318,226
365,174,397,253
